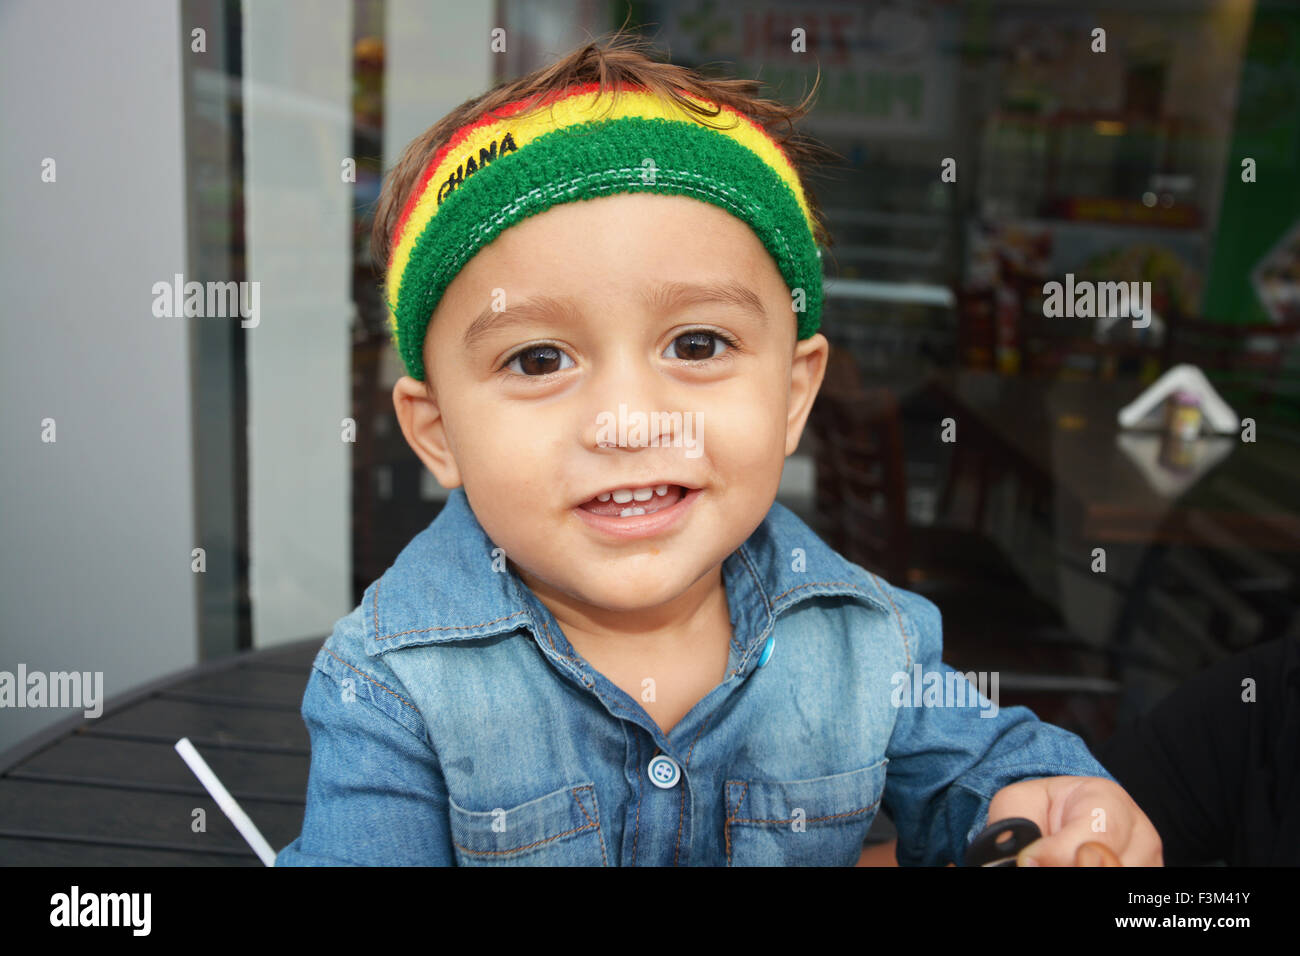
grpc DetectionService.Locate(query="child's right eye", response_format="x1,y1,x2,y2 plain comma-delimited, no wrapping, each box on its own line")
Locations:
503,345,575,376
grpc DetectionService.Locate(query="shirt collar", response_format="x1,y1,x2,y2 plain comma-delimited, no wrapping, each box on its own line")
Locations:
361,486,890,659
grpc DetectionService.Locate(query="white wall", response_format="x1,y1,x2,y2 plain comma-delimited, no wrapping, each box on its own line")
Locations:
0,0,196,753
385,1,497,176
242,0,353,647
0,0,503,755
374,0,498,489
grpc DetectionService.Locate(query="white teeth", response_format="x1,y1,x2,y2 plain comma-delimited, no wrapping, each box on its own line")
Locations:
596,485,679,508
619,507,646,517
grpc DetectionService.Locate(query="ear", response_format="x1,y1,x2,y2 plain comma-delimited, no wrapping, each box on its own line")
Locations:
392,376,463,489
785,332,829,456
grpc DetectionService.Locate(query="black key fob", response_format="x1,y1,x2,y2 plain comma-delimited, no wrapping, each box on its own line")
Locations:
963,817,1042,866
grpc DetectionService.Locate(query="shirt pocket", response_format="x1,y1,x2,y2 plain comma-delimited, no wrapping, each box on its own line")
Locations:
724,758,887,866
447,783,609,866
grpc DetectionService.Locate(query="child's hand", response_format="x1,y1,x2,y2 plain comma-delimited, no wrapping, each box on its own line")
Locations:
985,776,1163,866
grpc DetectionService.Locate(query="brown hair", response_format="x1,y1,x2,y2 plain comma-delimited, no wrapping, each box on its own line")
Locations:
369,28,841,277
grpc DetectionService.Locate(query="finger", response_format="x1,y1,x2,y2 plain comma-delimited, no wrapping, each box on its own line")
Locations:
1075,841,1122,867
1017,817,1111,866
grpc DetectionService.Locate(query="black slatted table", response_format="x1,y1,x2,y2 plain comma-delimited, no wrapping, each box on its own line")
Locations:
0,637,322,866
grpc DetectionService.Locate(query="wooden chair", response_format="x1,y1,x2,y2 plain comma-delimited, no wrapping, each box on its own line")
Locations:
809,378,1041,596
808,352,1121,746
809,367,910,583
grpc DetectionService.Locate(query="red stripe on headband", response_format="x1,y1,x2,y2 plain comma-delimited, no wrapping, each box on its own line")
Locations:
387,81,797,266
389,83,617,262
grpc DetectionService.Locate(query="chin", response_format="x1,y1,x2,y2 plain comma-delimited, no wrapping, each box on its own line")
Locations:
569,578,693,612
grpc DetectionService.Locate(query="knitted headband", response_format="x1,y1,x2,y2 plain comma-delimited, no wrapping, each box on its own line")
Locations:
384,81,824,382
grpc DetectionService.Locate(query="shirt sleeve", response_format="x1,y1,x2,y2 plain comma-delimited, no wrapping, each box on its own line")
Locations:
876,582,1116,867
275,646,454,866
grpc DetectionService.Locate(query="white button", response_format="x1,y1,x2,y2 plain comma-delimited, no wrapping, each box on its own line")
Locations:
647,754,681,789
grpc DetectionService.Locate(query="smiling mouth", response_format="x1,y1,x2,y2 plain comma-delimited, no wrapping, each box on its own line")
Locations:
577,485,687,517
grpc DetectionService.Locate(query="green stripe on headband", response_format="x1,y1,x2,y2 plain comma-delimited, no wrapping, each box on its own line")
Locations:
390,116,822,382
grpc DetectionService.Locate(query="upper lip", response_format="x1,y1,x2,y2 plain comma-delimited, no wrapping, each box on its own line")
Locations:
576,480,699,505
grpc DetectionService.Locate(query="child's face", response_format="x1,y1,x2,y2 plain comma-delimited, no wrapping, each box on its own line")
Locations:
394,192,827,616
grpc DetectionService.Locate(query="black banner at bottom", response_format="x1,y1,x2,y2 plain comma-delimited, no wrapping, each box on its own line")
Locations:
2,865,1287,941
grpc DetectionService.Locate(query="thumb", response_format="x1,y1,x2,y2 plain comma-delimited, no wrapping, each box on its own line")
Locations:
1017,819,1103,866
1074,841,1122,867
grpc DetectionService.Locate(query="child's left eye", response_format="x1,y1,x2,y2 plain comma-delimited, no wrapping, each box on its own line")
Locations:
663,330,736,361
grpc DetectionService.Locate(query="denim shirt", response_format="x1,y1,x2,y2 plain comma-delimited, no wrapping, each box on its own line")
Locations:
276,487,1114,866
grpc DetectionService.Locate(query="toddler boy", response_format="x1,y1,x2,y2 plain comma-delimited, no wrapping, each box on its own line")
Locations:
276,34,1160,866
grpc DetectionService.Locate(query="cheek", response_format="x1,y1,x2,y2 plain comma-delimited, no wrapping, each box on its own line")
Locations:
703,382,790,469
450,400,571,532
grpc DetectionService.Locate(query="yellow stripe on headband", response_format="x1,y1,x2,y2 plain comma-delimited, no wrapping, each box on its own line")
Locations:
386,85,816,313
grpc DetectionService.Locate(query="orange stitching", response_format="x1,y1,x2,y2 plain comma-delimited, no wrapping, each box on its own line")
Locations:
572,786,593,826
322,647,418,712
373,611,529,641
571,786,608,867
724,782,749,865
728,782,750,816
769,579,869,604
731,798,881,825
866,571,912,670
672,711,717,866
686,720,710,766
451,786,602,859
451,818,597,857
674,779,687,865
540,617,587,668
631,736,642,866
736,577,881,673
734,546,774,615
724,789,882,864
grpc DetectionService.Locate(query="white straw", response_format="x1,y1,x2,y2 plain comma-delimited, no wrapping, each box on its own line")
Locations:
174,736,277,866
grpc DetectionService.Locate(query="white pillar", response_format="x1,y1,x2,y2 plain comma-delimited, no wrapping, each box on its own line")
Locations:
242,0,353,646
0,0,195,753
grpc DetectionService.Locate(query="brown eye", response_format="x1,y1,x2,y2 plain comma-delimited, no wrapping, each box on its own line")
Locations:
505,345,573,376
668,331,726,361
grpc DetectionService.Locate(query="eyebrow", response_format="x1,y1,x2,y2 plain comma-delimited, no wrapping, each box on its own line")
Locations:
640,280,769,325
461,280,768,352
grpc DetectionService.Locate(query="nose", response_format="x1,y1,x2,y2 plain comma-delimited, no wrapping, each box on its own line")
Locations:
581,348,680,452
